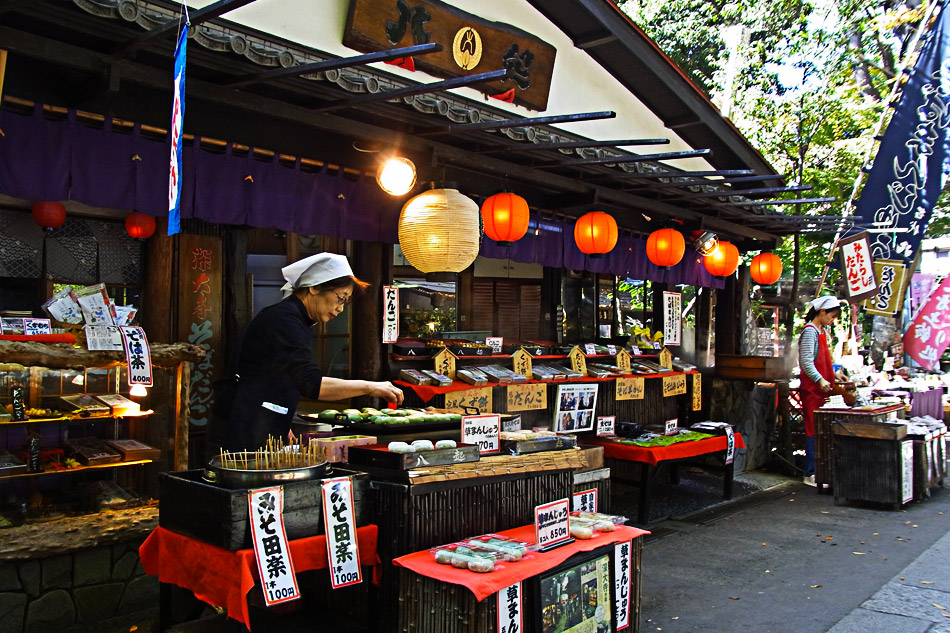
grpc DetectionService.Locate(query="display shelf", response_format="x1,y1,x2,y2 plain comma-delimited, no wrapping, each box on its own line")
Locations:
0,411,153,425
0,459,153,481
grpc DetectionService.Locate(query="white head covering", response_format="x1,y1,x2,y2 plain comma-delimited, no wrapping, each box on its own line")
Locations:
809,296,841,312
280,253,353,297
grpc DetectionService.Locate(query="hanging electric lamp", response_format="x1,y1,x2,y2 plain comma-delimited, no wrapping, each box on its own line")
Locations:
750,252,783,285
125,212,157,239
703,241,740,277
398,184,480,273
481,192,530,245
32,201,66,231
376,155,417,196
574,211,618,257
646,228,686,268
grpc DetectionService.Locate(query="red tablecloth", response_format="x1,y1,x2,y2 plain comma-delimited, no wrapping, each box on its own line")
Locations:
392,523,648,602
139,525,379,629
0,333,76,343
583,434,745,467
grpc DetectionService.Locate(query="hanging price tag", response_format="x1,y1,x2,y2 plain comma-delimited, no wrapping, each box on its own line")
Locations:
462,414,500,454
535,498,571,548
248,487,299,605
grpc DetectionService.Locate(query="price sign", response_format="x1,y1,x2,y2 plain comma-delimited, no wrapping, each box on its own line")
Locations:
321,477,363,589
382,286,398,344
662,291,682,346
511,349,533,379
664,418,678,435
631,347,642,356
23,318,52,335
445,388,492,413
658,347,673,369
497,582,523,633
572,489,598,513
607,344,617,355
462,414,501,454
487,336,504,354
615,349,631,373
568,346,587,376
248,487,300,605
433,348,457,380
502,414,523,432
584,343,597,356
596,415,615,436
614,541,633,630
535,498,571,548
507,383,547,412
692,373,702,411
662,373,686,397
616,377,645,400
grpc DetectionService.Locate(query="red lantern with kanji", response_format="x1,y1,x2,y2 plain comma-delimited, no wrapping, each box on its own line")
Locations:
574,211,618,257
646,228,685,268
125,212,157,239
703,241,740,277
31,201,66,230
750,252,783,285
481,192,530,245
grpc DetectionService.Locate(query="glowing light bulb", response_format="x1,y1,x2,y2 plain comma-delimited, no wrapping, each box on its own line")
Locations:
376,156,417,196
130,384,148,397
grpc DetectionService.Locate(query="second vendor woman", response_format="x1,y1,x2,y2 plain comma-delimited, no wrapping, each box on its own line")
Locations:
209,252,404,454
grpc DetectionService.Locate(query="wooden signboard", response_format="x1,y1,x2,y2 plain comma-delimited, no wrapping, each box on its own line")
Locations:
692,373,702,411
507,383,547,412
177,234,222,430
615,348,631,373
511,349,533,380
863,259,908,316
344,0,557,110
658,347,673,369
662,373,687,397
433,348,457,380
445,387,492,413
616,376,645,401
569,346,587,376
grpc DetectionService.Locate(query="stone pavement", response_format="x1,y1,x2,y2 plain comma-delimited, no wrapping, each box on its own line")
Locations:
635,474,950,633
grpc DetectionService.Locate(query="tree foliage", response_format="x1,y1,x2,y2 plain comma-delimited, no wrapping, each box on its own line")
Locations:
618,0,942,283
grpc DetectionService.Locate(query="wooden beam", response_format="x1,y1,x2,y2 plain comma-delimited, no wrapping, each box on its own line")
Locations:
588,169,754,181
717,197,836,206
476,138,670,155
534,148,710,169
416,111,616,137
669,185,813,199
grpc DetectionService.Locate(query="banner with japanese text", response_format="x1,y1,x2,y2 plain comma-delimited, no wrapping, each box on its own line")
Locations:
903,273,950,369
167,25,187,236
838,232,877,302
863,259,908,316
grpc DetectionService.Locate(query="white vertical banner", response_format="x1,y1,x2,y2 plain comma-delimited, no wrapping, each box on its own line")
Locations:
119,326,153,386
902,440,914,505
248,486,300,606
382,285,399,344
496,581,522,633
839,232,878,302
321,477,363,588
724,426,736,466
614,540,633,630
662,291,682,346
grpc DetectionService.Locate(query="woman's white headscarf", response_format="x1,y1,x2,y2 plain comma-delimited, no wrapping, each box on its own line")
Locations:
280,252,353,298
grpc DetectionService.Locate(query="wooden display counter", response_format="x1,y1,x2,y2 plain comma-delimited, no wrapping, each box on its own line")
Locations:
813,403,904,489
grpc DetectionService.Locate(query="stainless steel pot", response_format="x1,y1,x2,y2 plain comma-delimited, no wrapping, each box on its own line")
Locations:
203,451,330,488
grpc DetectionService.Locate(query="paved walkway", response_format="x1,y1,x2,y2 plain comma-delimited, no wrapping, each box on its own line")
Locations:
634,476,950,633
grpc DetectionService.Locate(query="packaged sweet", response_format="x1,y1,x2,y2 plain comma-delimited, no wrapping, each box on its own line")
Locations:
434,439,457,449
572,511,628,532
420,369,453,387
430,534,536,572
42,287,83,325
456,368,489,386
74,283,117,326
398,369,434,386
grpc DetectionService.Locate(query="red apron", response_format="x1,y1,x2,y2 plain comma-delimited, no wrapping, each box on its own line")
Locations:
800,323,834,437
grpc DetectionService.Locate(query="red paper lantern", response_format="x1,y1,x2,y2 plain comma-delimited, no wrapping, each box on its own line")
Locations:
481,192,530,245
703,241,740,277
646,228,686,268
750,252,783,285
31,201,66,230
574,211,618,257
125,212,156,239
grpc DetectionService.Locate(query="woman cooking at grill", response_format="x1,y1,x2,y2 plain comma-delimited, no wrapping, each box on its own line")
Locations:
798,295,842,487
208,252,404,455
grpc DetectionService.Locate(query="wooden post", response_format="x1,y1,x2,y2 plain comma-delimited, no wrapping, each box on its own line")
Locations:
174,361,190,471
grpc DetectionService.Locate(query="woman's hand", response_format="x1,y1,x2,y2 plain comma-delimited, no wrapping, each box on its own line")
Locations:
818,378,833,393
368,381,404,405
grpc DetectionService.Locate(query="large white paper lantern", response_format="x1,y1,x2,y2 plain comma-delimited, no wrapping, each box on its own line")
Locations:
398,186,480,273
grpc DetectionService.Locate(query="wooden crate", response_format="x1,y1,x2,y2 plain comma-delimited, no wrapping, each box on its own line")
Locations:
832,435,912,508
814,404,904,489
714,354,788,380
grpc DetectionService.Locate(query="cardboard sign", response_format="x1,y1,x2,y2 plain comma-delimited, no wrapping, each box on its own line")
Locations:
487,336,504,354
615,348,631,373
614,541,633,630
511,349,533,379
839,231,878,302
444,387,492,413
248,487,300,605
321,477,363,588
382,285,399,343
462,414,501,454
616,377,645,400
664,419,678,436
658,347,673,369
596,415,616,436
572,489,598,513
497,582,523,633
568,346,587,376
433,348,457,380
506,383,547,412
23,318,52,335
662,373,687,397
534,498,570,548
663,291,682,346
692,373,702,411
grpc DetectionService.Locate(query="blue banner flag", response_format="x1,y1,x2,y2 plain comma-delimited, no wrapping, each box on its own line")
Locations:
855,2,950,265
167,25,188,236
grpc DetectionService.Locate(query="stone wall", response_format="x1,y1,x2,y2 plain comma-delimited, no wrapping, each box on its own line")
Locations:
0,508,159,633
709,379,777,472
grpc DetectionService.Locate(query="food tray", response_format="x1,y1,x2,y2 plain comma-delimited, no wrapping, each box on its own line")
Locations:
346,442,480,470
500,435,576,455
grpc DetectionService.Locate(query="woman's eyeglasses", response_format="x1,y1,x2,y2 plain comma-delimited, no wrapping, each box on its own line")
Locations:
334,292,352,306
